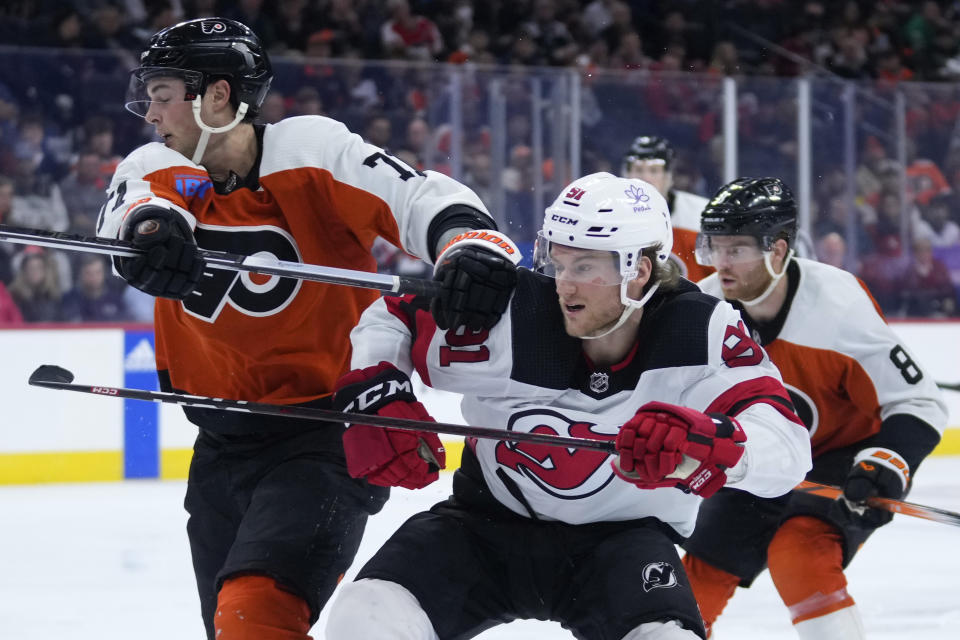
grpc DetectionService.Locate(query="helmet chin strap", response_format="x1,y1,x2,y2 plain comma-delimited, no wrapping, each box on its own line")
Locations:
190,95,249,165
581,281,660,340
739,249,794,308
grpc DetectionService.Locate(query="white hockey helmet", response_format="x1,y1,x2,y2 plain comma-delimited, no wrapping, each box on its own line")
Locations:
534,172,673,309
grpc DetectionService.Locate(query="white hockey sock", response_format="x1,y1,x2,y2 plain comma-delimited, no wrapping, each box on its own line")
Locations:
793,604,866,640
325,578,439,640
620,620,702,640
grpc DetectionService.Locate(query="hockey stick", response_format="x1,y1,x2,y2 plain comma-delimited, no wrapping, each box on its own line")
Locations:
26,365,615,453
0,224,441,297
794,480,960,528
665,456,960,527
936,381,960,392
25,366,960,526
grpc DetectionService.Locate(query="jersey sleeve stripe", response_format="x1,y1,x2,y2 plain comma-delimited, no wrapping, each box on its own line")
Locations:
409,310,434,387
384,294,418,332
383,294,436,386
706,376,805,428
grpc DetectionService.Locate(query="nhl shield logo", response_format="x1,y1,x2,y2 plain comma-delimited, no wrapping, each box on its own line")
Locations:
589,372,609,394
641,562,678,593
201,21,227,34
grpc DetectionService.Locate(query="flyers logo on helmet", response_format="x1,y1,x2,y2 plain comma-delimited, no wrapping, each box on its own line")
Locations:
495,409,617,499
201,21,226,34
185,225,301,322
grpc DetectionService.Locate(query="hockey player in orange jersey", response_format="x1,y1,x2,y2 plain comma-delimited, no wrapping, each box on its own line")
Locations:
621,135,713,282
683,177,947,638
96,17,519,640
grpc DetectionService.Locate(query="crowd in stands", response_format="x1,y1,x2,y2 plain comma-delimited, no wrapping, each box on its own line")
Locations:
7,1,960,81
1,0,960,323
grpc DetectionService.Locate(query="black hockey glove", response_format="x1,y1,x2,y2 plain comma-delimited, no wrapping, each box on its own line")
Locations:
430,230,520,331
119,206,204,300
841,447,910,528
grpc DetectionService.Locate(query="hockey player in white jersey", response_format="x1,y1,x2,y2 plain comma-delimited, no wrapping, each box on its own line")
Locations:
683,177,947,639
621,135,712,281
325,173,811,640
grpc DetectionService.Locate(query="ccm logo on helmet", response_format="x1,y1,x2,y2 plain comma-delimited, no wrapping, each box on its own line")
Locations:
551,214,578,225
441,231,516,255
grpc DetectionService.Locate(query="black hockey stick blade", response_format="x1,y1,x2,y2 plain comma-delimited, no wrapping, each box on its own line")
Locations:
936,381,960,392
26,366,617,454
0,224,441,297
795,480,960,528
29,365,75,385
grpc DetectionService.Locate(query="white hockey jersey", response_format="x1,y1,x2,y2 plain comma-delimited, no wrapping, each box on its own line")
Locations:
698,258,947,460
350,272,811,537
95,115,488,406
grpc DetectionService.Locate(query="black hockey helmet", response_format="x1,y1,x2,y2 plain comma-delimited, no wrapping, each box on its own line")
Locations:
622,135,675,172
699,177,797,250
126,18,272,118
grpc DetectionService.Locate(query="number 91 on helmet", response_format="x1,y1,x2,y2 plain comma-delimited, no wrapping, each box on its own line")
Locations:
533,172,674,309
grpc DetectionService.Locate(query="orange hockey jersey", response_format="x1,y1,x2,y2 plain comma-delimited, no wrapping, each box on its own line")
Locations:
97,115,490,406
699,258,946,457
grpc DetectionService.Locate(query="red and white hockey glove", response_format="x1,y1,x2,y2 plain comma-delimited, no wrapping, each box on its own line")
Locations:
612,401,746,499
431,229,521,331
333,362,445,490
841,447,910,528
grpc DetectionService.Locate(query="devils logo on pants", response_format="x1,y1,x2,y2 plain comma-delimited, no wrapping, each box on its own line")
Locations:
641,562,678,592
495,409,617,499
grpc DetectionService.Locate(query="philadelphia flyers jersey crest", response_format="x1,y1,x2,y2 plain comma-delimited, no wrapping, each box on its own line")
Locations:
350,270,811,537
97,115,488,405
698,258,947,457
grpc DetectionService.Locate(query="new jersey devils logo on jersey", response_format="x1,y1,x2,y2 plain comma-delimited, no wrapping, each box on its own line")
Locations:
185,224,302,322
495,409,617,499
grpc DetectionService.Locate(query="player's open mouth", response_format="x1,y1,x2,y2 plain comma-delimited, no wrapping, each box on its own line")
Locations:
564,304,585,314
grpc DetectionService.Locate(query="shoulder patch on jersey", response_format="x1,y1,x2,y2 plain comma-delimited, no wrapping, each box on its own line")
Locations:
509,269,581,389
111,142,202,188
636,286,719,371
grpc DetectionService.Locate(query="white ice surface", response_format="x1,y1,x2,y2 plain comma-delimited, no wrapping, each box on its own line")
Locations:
1,458,958,640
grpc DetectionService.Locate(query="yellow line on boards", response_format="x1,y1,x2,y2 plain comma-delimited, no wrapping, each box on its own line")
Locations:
934,428,960,456
1,432,957,485
0,451,123,485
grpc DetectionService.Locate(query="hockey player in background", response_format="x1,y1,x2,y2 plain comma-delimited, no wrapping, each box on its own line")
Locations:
683,177,947,639
621,135,713,281
324,173,811,640
96,17,519,640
